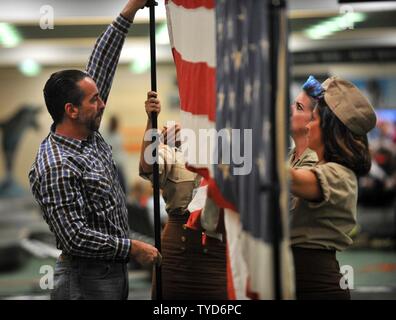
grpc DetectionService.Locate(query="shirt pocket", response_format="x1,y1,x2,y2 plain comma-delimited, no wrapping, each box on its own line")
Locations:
167,163,197,184
83,162,112,203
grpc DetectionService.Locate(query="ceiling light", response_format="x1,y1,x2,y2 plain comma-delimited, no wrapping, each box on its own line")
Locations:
18,59,41,77
0,22,22,48
304,12,367,40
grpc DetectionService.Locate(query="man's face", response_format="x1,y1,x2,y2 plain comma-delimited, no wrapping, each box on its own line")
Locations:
76,77,105,132
290,91,314,137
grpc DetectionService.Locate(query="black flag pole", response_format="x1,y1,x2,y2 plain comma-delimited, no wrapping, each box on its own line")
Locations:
146,0,162,300
268,0,288,300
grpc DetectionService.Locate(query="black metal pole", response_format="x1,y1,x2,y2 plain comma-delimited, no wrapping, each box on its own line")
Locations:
268,0,286,300
147,0,162,301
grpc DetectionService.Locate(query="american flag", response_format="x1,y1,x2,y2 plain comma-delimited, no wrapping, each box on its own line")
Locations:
165,0,294,299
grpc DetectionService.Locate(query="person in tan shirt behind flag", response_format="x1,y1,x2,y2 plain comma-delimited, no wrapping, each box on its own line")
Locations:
139,91,227,300
289,76,377,300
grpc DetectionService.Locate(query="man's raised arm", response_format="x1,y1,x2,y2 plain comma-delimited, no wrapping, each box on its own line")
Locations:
85,0,148,103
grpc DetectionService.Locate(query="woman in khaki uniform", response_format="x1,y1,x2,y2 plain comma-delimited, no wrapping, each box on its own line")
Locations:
139,92,227,300
290,77,377,300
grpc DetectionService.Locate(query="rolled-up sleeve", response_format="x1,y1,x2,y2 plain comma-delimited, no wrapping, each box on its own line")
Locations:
307,162,357,209
139,144,176,189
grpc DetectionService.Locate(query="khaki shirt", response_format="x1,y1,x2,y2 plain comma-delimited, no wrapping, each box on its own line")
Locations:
288,148,318,212
140,144,201,215
288,147,318,168
290,162,358,251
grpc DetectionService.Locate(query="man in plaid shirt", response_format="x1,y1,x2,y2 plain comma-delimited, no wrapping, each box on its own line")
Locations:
28,0,160,300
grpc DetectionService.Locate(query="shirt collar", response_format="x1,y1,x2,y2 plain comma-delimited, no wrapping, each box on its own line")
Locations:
49,123,95,153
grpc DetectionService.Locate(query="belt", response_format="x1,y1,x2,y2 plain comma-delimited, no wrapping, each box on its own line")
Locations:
59,253,129,264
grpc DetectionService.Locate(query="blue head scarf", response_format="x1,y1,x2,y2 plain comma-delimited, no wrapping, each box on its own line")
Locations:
302,75,324,100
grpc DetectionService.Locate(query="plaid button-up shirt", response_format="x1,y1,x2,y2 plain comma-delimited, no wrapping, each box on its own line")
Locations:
29,15,132,261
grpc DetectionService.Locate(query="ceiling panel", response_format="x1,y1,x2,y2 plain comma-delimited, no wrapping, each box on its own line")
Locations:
1,1,396,67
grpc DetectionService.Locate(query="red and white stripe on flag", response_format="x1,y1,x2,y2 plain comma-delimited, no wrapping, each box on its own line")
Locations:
165,0,216,168
165,0,249,300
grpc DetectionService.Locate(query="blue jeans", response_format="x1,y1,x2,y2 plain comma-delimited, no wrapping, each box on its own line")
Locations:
51,255,129,300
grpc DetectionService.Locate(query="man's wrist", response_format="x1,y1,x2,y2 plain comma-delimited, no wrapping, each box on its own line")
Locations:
113,15,132,35
130,239,138,256
120,11,137,23
115,238,131,260
121,5,140,22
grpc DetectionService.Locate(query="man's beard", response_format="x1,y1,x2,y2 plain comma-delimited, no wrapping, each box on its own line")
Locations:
85,112,103,132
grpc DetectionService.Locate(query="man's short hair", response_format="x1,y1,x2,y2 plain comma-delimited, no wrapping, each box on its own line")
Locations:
43,69,89,124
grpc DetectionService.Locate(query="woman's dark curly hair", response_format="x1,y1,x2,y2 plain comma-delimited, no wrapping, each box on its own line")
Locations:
316,98,371,176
